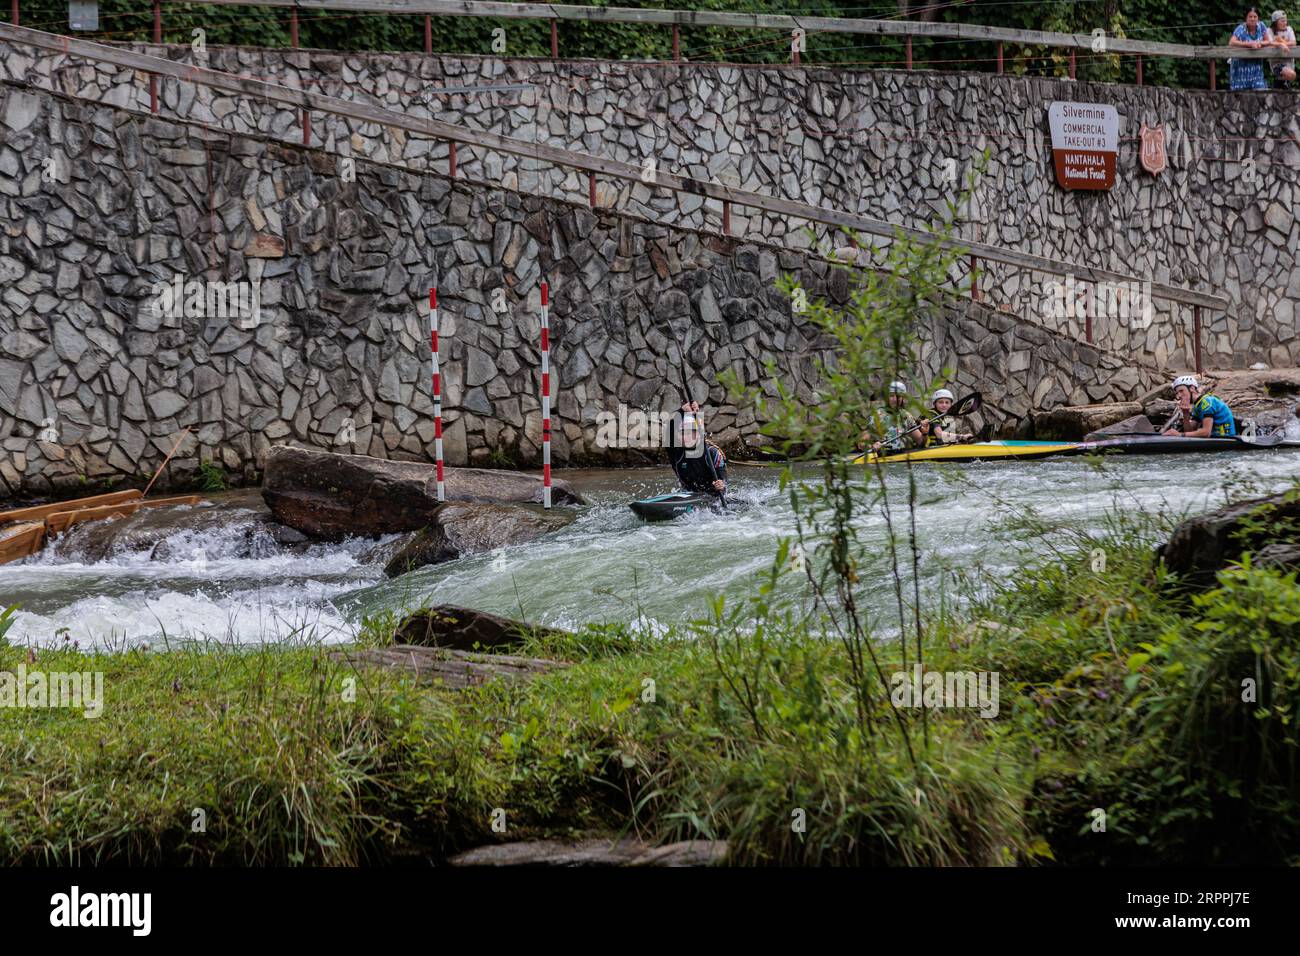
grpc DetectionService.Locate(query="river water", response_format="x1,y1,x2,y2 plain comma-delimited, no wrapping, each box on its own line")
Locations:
3,451,1298,649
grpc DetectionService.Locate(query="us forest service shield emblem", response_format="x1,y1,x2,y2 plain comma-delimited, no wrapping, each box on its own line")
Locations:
1139,123,1167,176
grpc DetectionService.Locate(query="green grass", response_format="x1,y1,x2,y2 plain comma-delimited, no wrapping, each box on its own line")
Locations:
2,508,1298,865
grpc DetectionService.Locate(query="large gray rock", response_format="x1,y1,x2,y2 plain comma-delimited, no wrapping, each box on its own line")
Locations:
1032,403,1144,441
261,446,585,540
383,502,574,576
1158,490,1300,588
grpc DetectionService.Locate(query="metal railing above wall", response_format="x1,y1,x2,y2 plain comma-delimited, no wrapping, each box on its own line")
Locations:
9,0,1294,90
0,21,1229,372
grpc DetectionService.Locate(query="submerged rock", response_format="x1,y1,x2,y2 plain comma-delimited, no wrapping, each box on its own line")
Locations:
392,604,567,651
1158,490,1300,587
262,445,585,540
383,502,574,577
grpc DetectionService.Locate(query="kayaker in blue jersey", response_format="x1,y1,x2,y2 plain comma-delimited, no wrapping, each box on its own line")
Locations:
1161,374,1237,438
860,381,929,453
668,401,728,496
929,389,974,444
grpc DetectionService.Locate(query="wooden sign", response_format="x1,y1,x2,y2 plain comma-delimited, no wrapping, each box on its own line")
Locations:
1048,102,1120,191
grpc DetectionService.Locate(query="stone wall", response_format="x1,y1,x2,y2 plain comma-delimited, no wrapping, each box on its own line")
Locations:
1,40,1294,368
0,79,1157,499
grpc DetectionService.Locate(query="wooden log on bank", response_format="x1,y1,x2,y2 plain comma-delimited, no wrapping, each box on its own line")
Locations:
332,644,568,689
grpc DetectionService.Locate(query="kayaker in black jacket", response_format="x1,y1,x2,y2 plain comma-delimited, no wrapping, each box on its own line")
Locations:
668,401,727,496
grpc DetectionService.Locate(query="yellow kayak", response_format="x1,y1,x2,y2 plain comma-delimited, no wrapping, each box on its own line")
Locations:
854,440,1081,465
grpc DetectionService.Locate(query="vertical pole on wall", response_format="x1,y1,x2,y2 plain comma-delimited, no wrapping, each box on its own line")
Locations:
722,201,731,235
291,7,299,48
1194,306,1204,375
425,15,432,54
150,0,161,114
588,172,597,207
1085,285,1094,344
1136,54,1143,86
539,281,552,510
1069,48,1077,80
550,19,558,58
1210,61,1217,91
672,24,680,61
449,142,458,178
303,111,311,146
905,35,913,70
11,0,18,27
969,255,979,301
996,42,1003,74
430,287,446,502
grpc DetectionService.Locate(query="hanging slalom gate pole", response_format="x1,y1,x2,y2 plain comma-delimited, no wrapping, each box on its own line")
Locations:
429,287,445,502
540,281,552,509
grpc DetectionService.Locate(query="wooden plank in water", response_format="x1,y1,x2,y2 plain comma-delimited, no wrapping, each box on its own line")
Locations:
0,489,143,525
0,522,46,565
44,495,203,536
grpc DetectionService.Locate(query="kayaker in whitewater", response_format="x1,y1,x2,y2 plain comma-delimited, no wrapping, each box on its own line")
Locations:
860,381,929,453
668,401,728,497
1161,375,1237,438
929,389,974,444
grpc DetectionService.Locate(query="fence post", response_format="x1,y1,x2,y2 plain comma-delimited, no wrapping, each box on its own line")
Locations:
1069,48,1076,80
150,0,160,114
905,35,912,70
722,201,731,235
588,172,596,207
1210,60,1217,90
970,255,979,301
672,24,680,61
1136,54,1143,86
449,141,457,178
291,6,298,48
429,287,445,502
1193,306,1204,374
425,15,432,54
539,281,552,510
1085,285,1093,344
996,42,1003,74
11,0,17,26
550,19,558,57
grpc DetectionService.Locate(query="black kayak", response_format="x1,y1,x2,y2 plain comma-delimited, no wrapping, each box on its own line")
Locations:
1078,434,1297,455
629,491,725,521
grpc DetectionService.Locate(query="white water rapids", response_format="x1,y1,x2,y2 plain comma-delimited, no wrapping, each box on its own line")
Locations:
2,451,1298,650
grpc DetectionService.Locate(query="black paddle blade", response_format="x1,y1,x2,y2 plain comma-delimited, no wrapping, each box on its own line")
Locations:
951,392,982,417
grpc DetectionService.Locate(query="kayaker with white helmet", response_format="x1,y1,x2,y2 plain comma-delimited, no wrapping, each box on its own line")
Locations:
1160,375,1237,438
668,400,728,497
929,388,974,445
859,381,929,453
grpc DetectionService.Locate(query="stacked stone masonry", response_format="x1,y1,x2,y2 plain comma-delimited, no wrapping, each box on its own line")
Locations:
2,75,1157,498
1,41,1293,369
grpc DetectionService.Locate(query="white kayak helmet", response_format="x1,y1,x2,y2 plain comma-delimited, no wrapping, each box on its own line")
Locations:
1171,374,1199,393
888,381,907,395
932,388,955,403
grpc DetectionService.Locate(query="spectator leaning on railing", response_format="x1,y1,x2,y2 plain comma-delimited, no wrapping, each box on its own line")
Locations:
1266,10,1297,87
1230,7,1272,89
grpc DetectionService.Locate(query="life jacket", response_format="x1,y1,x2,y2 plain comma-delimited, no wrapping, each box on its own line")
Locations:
1192,393,1236,437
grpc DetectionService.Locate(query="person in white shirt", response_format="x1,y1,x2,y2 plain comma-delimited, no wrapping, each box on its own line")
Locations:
1266,10,1297,86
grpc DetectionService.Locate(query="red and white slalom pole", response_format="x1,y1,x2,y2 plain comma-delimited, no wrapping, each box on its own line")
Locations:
540,280,552,510
429,287,445,502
